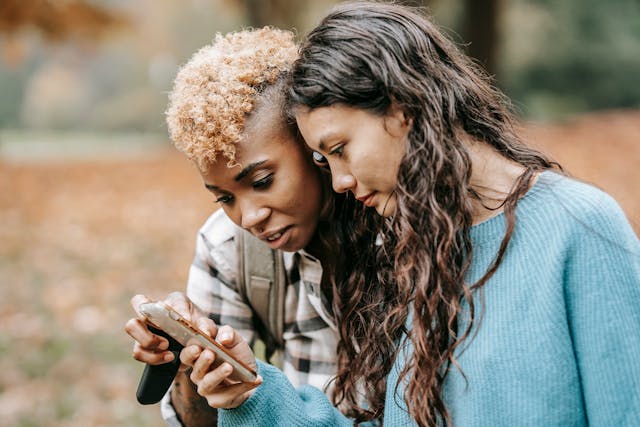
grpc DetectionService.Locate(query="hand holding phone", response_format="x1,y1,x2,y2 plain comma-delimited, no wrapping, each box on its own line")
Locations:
137,301,258,384
135,325,183,405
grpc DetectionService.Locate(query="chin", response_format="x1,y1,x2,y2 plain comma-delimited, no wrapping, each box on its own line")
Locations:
377,198,397,217
287,229,313,252
278,233,300,252
280,243,298,252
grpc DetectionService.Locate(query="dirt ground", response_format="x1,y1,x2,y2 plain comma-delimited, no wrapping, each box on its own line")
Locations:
0,110,638,426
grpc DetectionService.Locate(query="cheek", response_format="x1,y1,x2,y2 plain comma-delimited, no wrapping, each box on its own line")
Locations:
353,149,399,189
287,168,323,216
372,136,405,186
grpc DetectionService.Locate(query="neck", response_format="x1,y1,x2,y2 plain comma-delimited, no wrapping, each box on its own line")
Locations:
466,140,529,224
304,228,328,263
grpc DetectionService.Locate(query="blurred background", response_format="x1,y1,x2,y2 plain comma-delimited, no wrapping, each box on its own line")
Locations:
0,0,638,426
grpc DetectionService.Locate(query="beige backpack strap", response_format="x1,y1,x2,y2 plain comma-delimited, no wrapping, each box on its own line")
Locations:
235,227,285,364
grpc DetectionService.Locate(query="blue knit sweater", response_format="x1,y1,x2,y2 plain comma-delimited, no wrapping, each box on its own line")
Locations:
219,172,640,426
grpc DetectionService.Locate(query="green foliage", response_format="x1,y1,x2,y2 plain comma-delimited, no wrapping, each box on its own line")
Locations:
18,337,72,379
0,66,31,127
501,0,640,119
0,0,638,127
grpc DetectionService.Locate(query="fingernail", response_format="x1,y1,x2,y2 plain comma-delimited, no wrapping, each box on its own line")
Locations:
158,340,169,350
163,352,175,362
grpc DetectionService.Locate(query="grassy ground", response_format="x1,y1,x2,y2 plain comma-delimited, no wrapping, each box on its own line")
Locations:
0,110,638,426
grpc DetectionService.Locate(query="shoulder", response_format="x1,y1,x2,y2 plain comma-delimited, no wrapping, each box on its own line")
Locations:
193,209,240,283
199,209,237,246
532,171,639,252
536,171,615,212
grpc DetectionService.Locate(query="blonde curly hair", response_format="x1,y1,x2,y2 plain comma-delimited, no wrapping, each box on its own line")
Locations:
166,27,298,170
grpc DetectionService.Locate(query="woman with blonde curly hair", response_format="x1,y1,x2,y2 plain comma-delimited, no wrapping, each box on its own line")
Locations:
124,27,347,426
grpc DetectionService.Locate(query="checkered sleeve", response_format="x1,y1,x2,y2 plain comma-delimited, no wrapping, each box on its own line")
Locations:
185,221,257,346
159,210,257,426
159,211,344,424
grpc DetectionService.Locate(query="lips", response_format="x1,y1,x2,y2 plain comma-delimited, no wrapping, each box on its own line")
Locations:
356,192,376,207
258,225,292,242
266,231,283,241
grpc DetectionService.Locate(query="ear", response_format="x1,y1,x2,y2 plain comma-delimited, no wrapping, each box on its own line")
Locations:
386,103,412,136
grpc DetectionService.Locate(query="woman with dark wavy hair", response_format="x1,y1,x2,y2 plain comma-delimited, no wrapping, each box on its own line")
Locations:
208,2,640,426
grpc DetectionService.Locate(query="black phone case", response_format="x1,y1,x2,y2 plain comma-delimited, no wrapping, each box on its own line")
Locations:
135,325,184,405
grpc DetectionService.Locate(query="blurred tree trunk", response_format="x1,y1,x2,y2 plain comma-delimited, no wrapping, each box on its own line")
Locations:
241,0,502,78
242,0,307,30
462,0,501,76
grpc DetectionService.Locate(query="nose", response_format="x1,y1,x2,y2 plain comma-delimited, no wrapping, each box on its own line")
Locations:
331,171,357,194
240,203,271,232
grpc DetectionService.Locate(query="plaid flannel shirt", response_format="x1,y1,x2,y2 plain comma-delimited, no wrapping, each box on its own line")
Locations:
161,209,339,426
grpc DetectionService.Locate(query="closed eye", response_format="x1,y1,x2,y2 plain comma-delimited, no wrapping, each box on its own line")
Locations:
215,194,233,204
252,174,273,189
329,145,344,157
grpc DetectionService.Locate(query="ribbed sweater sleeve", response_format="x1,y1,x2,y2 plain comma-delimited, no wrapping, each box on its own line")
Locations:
561,190,640,425
218,360,353,427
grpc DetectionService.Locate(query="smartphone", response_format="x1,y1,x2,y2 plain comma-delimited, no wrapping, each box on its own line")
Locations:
138,301,258,383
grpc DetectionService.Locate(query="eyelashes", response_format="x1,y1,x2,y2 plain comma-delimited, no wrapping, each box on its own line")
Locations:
214,174,274,205
312,145,344,170
329,145,344,156
252,174,273,189
312,151,328,165
215,194,233,204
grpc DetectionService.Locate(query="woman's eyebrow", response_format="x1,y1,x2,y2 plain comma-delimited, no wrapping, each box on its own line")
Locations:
203,160,269,191
318,131,342,152
234,160,267,181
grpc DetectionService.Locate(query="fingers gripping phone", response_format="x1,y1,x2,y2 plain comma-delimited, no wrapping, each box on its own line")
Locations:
136,325,183,405
135,301,258,405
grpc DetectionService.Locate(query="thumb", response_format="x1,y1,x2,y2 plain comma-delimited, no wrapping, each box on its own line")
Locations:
164,292,192,320
130,294,151,316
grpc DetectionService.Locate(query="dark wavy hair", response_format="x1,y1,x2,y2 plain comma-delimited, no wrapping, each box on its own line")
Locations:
288,2,560,425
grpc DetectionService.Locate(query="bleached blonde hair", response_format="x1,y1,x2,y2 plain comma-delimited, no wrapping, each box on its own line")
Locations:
166,27,298,170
